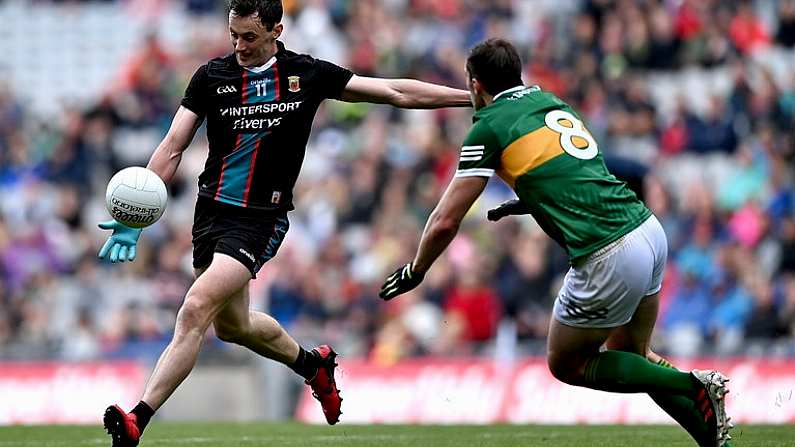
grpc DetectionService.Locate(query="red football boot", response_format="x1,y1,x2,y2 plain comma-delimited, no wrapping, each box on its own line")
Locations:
306,345,343,425
103,405,141,447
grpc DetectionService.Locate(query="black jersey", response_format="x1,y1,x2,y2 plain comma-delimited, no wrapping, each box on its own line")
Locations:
181,41,353,211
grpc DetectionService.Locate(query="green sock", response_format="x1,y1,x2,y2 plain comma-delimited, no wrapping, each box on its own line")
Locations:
656,357,673,369
582,350,697,395
648,359,713,446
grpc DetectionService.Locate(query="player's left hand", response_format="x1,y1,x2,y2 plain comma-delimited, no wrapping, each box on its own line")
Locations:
98,220,142,263
487,199,531,221
379,262,425,301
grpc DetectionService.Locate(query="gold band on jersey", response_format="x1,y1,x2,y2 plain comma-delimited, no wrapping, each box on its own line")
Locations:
497,127,565,187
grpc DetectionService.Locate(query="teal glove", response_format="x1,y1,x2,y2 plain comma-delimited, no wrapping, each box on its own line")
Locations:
98,220,142,263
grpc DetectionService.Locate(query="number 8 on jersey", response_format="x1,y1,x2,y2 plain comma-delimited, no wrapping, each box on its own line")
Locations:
544,110,598,160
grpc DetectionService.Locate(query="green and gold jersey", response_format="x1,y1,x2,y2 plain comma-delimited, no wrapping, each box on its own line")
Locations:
457,85,652,263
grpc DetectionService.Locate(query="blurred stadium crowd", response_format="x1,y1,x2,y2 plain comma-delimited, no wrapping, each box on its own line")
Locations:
1,0,795,363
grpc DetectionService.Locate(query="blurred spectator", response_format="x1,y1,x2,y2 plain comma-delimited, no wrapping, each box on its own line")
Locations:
729,0,770,54
494,229,553,341
440,259,502,352
684,96,738,154
744,276,784,339
776,0,795,47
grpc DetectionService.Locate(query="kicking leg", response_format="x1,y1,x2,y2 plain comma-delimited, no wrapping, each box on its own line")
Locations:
212,283,300,364
211,279,343,425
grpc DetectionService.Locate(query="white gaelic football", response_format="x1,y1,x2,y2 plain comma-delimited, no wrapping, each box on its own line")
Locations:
105,167,168,228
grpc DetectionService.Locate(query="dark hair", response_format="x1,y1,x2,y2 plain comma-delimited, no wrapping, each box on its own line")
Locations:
466,38,523,96
229,0,283,31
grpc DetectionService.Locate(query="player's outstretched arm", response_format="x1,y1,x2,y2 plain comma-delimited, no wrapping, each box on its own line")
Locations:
146,106,203,185
340,75,471,109
379,176,488,300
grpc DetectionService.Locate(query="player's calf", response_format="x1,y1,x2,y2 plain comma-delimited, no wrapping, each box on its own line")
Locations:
214,323,247,345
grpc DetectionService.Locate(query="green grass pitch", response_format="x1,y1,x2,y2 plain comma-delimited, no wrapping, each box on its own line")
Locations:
1,423,793,446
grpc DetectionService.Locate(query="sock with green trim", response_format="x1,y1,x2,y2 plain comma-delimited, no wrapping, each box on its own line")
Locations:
582,350,698,395
656,357,673,369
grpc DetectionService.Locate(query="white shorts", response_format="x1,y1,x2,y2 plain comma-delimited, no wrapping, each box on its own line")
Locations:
553,215,668,329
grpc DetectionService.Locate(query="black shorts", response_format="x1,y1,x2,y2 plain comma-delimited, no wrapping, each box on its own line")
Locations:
192,196,289,277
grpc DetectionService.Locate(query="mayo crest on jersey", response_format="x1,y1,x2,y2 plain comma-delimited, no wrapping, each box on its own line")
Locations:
181,41,353,211
456,85,652,263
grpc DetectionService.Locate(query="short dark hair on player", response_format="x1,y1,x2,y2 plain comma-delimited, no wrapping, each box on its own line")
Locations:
466,38,524,96
229,0,283,31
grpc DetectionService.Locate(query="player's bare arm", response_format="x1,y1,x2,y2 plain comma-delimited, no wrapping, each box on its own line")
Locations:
340,75,471,109
146,106,204,185
98,107,201,265
412,176,487,273
379,176,486,300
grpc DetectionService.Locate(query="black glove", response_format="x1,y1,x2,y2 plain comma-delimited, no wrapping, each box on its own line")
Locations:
487,199,531,221
379,262,425,301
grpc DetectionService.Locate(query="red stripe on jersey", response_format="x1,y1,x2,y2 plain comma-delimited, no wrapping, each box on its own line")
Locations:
215,133,243,200
241,139,261,207
273,63,280,101
241,69,249,104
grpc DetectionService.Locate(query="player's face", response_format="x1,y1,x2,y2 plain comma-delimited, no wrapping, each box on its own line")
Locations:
466,70,487,111
229,12,281,67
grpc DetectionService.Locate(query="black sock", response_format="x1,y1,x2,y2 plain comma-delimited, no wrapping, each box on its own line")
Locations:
131,401,155,432
290,347,320,380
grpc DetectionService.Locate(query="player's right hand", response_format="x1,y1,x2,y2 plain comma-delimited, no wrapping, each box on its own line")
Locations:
486,199,531,221
98,220,142,263
379,262,425,301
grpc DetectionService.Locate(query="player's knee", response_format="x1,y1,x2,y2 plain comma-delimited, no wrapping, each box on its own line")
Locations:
176,295,214,332
547,356,583,385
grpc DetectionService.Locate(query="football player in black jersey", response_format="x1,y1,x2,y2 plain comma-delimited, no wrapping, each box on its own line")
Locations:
99,0,471,445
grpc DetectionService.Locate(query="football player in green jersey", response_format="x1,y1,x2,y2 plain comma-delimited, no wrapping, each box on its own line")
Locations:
379,38,733,447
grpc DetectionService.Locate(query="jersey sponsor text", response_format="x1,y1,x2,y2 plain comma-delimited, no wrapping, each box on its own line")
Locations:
221,101,302,117
232,117,283,130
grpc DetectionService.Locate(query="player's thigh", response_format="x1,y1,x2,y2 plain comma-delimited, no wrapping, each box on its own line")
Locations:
604,292,659,355
181,253,252,324
212,283,251,340
194,259,251,340
194,265,208,280
547,318,612,383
